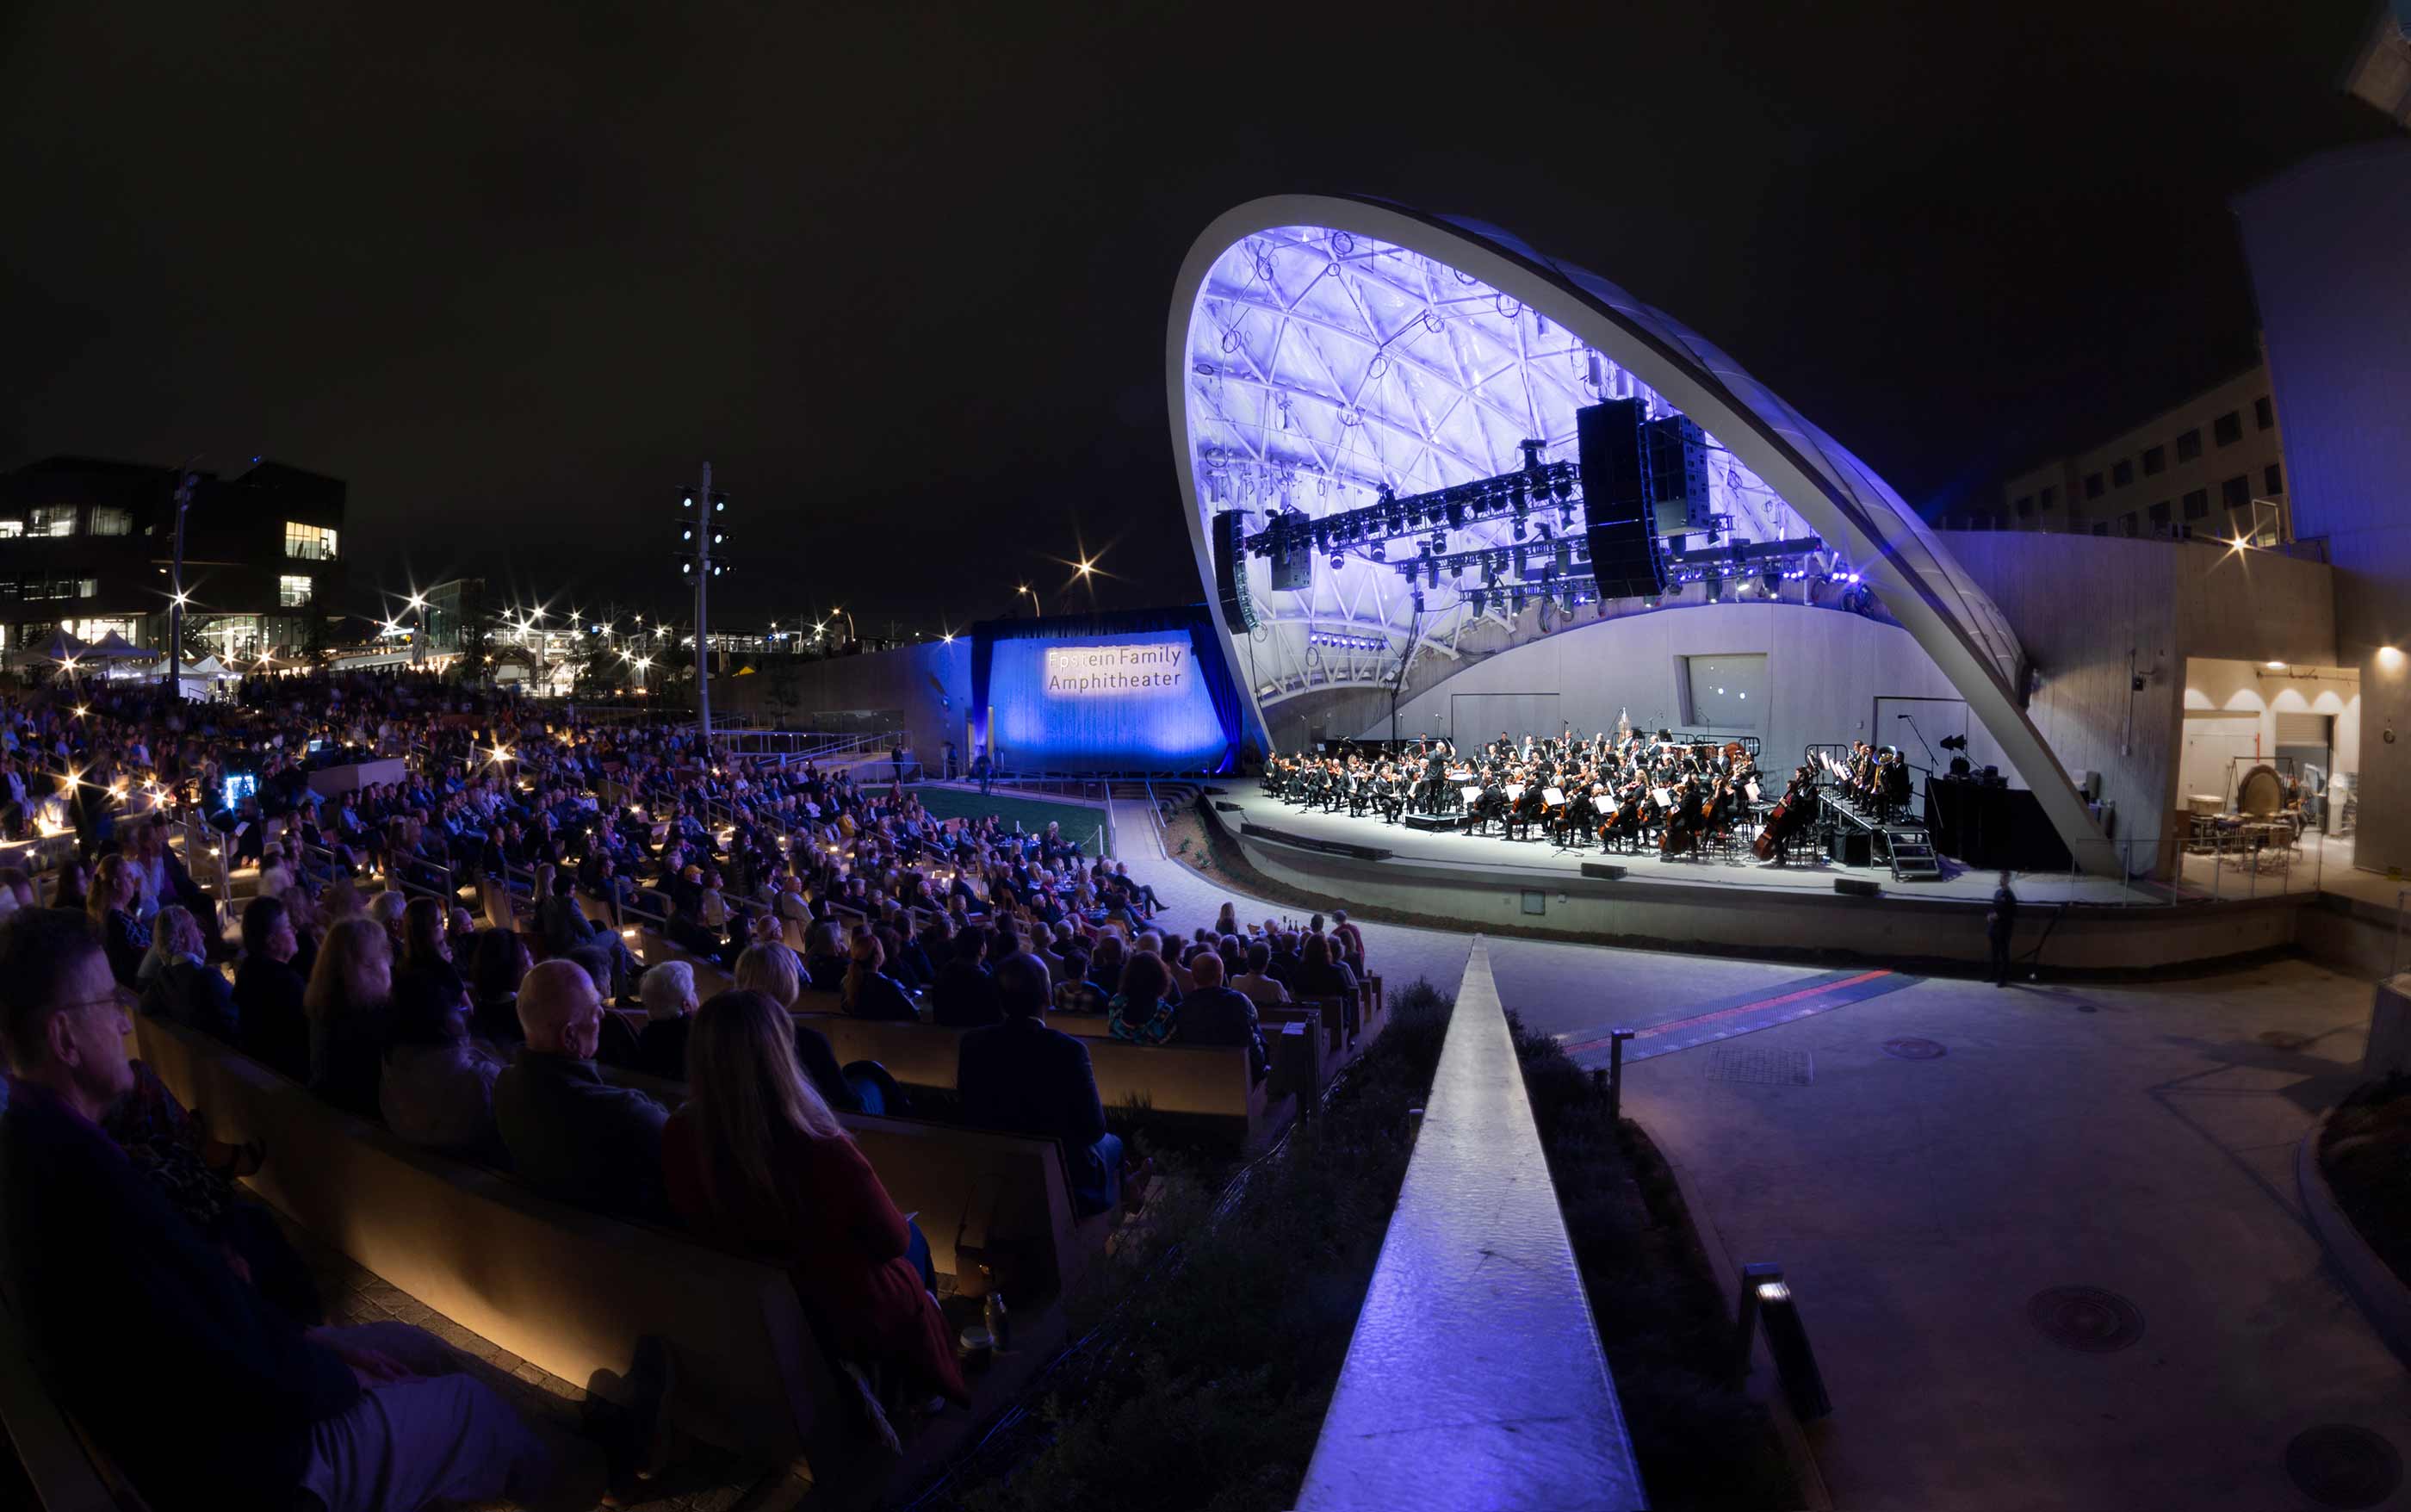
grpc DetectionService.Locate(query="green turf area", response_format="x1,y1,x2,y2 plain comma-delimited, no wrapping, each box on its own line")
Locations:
906,784,1113,857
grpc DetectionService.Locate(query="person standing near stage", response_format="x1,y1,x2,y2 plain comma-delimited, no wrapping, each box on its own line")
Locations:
1986,872,2018,986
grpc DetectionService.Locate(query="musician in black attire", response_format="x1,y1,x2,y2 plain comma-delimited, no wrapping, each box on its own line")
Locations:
1987,873,2018,986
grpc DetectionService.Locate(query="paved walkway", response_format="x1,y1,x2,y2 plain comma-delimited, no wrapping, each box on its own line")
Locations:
1113,797,2411,1512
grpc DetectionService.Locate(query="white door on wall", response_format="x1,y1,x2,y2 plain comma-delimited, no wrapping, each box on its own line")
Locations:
1451,693,1562,748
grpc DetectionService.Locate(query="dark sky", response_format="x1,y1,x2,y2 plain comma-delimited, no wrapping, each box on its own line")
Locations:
2,1,2390,633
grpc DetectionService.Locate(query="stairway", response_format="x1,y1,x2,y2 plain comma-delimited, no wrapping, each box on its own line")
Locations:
1883,826,1943,882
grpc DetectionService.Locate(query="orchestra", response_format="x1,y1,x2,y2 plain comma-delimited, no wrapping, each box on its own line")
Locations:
1255,717,1946,871
1259,728,1841,860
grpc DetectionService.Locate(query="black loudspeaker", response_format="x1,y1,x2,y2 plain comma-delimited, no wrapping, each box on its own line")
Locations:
1833,877,1882,898
1643,414,1712,537
1579,861,1627,880
1211,511,1259,632
1577,400,1668,599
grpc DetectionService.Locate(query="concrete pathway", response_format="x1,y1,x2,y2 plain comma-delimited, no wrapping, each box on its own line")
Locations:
1112,796,2411,1512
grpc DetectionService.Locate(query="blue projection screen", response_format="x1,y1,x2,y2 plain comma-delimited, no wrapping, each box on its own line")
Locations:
986,629,1228,772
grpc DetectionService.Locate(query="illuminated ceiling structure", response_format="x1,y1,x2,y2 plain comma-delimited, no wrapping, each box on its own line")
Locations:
1168,195,2112,871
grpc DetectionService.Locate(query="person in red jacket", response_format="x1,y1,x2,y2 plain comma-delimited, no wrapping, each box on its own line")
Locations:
662,989,969,1414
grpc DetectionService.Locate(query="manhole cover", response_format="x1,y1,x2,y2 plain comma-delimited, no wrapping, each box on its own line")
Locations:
2286,1424,2403,1509
1707,1045,1813,1085
1882,1037,1947,1060
2025,1286,2145,1353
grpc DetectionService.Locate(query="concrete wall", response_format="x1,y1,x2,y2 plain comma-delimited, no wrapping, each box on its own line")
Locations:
705,641,970,765
1352,600,2030,781
2237,140,2411,878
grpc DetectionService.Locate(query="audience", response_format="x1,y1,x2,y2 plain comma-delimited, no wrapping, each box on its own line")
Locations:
0,907,635,1510
235,895,312,1081
140,902,239,1042
493,958,673,1224
89,852,151,987
1296,932,1360,1007
1230,940,1289,1007
1106,950,1176,1046
662,990,968,1416
379,964,506,1156
929,927,1002,1028
841,933,918,1022
468,926,531,1045
634,959,699,1081
305,916,394,1120
1175,949,1268,1083
732,942,860,1112
959,952,1123,1215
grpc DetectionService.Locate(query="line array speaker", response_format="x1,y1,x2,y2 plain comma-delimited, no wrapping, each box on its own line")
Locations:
1211,510,1259,632
1577,400,1669,600
1833,877,1882,898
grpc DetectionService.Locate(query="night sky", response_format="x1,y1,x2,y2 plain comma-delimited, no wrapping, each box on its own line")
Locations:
1,1,2390,634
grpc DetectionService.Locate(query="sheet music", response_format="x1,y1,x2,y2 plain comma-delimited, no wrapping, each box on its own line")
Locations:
1506,784,1526,802
1543,787,1565,806
1460,785,1483,804
1745,781,1762,803
1652,787,1673,807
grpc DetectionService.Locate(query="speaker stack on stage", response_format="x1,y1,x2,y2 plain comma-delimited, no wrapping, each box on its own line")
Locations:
1577,399,1671,600
1211,510,1260,633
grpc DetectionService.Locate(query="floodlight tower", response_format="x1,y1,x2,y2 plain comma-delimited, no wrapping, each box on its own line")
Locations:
678,464,730,743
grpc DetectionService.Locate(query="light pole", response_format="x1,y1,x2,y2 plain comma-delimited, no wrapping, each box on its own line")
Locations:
164,459,199,703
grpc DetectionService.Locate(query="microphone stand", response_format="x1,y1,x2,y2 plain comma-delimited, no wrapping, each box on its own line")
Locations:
1897,713,1940,767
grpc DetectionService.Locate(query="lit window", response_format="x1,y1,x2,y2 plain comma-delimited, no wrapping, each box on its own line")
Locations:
27,506,75,537
279,574,313,607
0,521,21,538
88,506,133,536
283,522,339,561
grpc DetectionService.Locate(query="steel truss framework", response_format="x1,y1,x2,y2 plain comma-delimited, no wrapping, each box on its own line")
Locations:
1185,223,1812,697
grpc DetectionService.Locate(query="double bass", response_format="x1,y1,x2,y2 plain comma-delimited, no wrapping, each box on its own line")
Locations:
1752,765,1815,862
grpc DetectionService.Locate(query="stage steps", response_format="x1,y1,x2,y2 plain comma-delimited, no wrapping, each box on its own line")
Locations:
1884,826,1943,882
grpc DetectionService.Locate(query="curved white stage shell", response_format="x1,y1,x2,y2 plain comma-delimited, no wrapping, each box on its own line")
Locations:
1167,195,2115,872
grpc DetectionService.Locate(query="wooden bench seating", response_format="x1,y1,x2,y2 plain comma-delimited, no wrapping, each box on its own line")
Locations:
133,1014,842,1471
598,1065,1109,1301
794,1013,1284,1148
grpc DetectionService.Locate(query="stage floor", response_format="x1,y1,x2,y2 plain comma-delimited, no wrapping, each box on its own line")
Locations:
1217,790,2156,905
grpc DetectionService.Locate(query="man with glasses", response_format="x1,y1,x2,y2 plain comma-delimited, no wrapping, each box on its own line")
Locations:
0,908,664,1509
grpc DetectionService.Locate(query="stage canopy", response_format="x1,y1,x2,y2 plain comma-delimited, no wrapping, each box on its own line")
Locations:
1167,195,2112,871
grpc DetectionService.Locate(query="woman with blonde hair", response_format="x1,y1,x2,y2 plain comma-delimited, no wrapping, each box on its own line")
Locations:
661,990,966,1410
304,915,394,1119
734,943,857,1112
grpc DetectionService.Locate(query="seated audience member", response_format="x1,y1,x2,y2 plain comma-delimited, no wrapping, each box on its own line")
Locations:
236,895,312,1081
959,952,1124,1215
635,960,699,1081
1174,950,1267,1082
733,943,858,1112
90,852,151,988
563,939,643,1065
1263,928,1301,987
468,927,532,1045
535,865,595,956
379,964,506,1156
929,927,1002,1028
1296,932,1360,1007
840,933,919,1022
662,990,968,1410
494,958,673,1224
0,907,638,1511
1088,932,1128,995
1050,943,1106,1017
103,1052,322,1327
396,895,453,988
305,916,394,1120
1230,941,1290,1007
1106,950,1176,1046
368,888,407,953
801,920,849,994
1331,908,1367,976
141,903,239,1043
